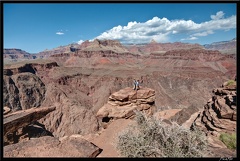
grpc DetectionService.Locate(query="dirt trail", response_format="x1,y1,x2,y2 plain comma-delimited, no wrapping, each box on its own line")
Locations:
85,118,135,157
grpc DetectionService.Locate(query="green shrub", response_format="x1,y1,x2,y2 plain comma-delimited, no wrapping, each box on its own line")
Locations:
226,80,236,86
116,111,210,157
219,132,236,149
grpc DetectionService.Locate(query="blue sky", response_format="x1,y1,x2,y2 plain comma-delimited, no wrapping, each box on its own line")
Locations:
3,3,236,53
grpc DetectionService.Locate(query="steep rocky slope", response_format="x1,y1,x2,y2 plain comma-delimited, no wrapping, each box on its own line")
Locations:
193,80,236,136
3,60,59,111
190,80,237,157
3,73,46,111
3,60,100,139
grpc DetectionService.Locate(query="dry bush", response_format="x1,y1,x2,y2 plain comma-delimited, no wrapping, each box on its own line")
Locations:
117,111,210,157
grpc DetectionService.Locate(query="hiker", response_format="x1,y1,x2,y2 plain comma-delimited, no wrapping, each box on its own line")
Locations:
136,80,140,90
133,79,137,90
133,79,140,90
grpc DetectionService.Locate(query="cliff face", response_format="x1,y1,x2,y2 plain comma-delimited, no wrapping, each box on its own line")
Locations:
189,80,237,157
3,61,60,111
3,61,58,76
3,73,46,111
193,81,236,136
3,61,100,139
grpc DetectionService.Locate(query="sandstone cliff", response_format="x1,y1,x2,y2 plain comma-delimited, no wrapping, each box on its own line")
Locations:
3,61,59,111
193,80,236,136
191,80,236,157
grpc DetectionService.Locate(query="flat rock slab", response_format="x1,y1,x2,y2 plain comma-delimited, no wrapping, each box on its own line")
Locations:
3,106,56,136
4,135,102,157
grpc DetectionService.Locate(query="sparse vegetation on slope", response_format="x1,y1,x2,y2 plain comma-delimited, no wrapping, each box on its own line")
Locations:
117,111,210,157
219,132,236,150
226,79,236,86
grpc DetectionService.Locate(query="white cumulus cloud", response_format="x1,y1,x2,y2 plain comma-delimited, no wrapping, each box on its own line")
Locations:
91,11,235,44
77,40,84,44
211,11,225,20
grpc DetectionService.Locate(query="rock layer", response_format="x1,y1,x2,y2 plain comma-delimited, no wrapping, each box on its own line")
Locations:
191,81,237,157
96,87,156,121
193,81,236,136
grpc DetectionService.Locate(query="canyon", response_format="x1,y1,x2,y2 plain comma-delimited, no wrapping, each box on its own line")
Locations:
3,39,236,157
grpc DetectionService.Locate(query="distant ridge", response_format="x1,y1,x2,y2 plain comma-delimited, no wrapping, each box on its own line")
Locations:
203,38,236,54
4,38,236,59
4,48,31,55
